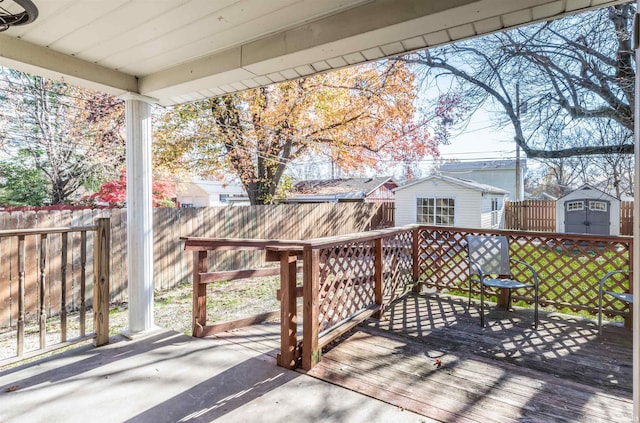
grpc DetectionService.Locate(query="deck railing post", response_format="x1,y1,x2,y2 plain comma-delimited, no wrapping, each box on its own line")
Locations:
412,227,422,292
192,250,208,337
374,237,384,318
626,238,634,329
94,217,111,347
17,235,25,356
38,234,47,349
278,250,298,368
302,247,320,370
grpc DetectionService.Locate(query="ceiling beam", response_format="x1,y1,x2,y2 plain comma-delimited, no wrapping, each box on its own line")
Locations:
0,33,138,95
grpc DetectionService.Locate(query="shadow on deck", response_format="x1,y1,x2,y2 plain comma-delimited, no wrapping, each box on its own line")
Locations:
306,292,632,423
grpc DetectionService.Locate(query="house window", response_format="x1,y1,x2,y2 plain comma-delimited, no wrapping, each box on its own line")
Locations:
181,203,193,208
417,197,455,226
491,197,499,227
219,194,229,203
589,201,607,212
566,201,584,211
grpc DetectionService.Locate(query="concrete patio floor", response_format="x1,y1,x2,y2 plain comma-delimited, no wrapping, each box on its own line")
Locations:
0,328,428,423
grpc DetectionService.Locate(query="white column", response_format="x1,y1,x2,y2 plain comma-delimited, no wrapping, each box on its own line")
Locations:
122,93,156,334
634,3,639,420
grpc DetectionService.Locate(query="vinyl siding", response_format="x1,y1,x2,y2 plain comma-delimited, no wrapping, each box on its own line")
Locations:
440,169,517,199
480,195,505,229
395,179,482,227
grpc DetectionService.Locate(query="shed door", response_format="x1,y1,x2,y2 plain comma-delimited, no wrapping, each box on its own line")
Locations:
564,199,610,235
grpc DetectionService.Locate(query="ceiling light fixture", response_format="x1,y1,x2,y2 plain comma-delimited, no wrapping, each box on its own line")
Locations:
0,0,38,32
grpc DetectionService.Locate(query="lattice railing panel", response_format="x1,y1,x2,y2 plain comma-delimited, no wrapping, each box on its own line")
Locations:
317,240,376,333
416,228,470,292
381,230,413,303
415,226,632,317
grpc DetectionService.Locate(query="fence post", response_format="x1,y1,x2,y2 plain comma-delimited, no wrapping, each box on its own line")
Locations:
192,250,207,337
302,247,320,370
278,250,298,368
94,217,111,347
374,237,384,318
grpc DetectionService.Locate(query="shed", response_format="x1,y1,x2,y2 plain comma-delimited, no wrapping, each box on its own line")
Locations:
394,175,509,229
556,185,620,235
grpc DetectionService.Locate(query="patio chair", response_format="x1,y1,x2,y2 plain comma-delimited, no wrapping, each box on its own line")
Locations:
598,270,632,335
465,235,539,329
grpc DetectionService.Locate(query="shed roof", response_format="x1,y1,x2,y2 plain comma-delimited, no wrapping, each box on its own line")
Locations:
292,177,397,198
556,184,619,202
394,175,509,195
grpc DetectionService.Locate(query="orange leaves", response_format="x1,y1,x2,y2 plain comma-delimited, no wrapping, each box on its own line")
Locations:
154,60,442,204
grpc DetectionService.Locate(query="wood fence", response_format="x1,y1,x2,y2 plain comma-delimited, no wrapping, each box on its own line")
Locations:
0,202,393,329
505,200,634,235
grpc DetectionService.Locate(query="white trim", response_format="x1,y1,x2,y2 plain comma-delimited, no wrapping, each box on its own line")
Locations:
414,194,457,227
119,92,159,104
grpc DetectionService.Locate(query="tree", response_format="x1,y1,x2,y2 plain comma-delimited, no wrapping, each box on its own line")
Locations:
0,70,126,203
397,4,634,160
90,171,176,207
155,61,450,204
0,152,49,205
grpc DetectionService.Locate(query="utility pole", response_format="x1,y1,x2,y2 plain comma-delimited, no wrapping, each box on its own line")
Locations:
515,83,523,201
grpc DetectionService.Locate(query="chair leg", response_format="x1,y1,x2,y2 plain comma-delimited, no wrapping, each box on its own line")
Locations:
534,288,539,330
480,283,485,328
598,288,603,336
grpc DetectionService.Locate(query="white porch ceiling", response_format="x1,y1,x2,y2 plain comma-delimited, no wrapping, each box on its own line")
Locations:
0,0,627,105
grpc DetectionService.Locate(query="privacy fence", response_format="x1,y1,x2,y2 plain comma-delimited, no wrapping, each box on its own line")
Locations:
0,202,392,328
505,200,634,235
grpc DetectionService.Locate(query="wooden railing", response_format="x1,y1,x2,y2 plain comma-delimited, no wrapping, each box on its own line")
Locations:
186,225,633,371
415,226,633,324
267,227,414,370
0,218,111,365
182,237,304,339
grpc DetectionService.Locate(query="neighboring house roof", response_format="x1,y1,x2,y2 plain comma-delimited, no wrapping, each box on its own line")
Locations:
556,184,619,202
394,175,509,195
439,159,526,172
289,177,398,201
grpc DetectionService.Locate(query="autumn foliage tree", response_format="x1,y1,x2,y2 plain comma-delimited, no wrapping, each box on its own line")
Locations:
90,171,176,207
155,61,446,204
0,69,126,204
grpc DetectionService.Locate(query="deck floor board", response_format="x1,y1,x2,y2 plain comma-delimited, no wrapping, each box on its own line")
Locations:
305,293,632,423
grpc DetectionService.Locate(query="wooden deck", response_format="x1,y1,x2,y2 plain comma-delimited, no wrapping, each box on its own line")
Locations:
304,292,632,423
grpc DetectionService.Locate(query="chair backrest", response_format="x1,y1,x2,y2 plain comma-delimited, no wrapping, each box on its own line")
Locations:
466,235,511,276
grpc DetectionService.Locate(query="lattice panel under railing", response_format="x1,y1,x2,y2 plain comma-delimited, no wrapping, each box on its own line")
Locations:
382,230,413,303
317,240,376,333
417,228,470,292
507,234,631,316
416,226,632,317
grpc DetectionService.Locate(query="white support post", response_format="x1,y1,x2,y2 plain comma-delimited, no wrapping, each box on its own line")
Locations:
123,93,157,334
634,5,639,422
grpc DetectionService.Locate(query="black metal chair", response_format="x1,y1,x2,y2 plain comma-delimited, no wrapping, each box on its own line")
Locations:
465,235,539,328
598,270,632,335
